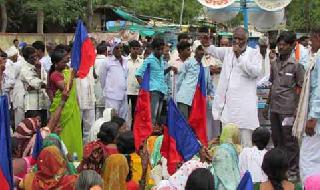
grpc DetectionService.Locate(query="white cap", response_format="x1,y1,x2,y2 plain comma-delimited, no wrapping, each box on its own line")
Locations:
5,46,19,57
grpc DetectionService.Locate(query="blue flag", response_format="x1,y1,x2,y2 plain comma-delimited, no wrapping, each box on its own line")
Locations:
0,95,13,189
32,129,43,159
237,171,254,190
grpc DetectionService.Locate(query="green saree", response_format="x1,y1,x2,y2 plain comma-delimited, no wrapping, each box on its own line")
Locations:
49,69,83,159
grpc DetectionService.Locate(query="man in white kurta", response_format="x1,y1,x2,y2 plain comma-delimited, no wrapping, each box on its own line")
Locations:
207,27,262,147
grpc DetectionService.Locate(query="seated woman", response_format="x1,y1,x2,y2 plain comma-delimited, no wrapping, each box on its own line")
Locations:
102,154,129,190
76,170,104,190
260,148,294,190
239,127,270,183
77,141,106,175
96,121,120,155
210,123,241,190
19,146,78,190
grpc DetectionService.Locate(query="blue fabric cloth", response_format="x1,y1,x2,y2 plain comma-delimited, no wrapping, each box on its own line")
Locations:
0,95,13,189
237,171,254,190
176,58,214,106
167,98,201,161
135,53,167,95
309,57,320,134
32,129,43,159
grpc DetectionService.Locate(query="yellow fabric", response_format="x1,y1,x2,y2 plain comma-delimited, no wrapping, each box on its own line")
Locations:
130,153,154,185
19,173,35,190
216,123,242,153
103,154,129,190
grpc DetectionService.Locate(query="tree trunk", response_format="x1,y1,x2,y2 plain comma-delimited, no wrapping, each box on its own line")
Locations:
37,9,44,33
87,0,93,32
0,2,7,33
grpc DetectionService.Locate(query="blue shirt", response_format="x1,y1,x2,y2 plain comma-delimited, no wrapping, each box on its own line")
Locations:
135,53,167,95
176,58,214,106
309,57,320,134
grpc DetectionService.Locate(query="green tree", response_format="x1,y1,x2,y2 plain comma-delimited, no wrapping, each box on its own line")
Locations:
286,0,320,32
0,0,7,32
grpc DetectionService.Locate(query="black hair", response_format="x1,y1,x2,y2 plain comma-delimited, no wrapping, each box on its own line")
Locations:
198,26,209,33
262,148,289,190
96,43,108,54
25,110,41,119
22,46,36,60
0,49,7,58
177,41,191,53
185,168,215,190
252,127,270,150
111,116,126,127
122,44,130,56
277,31,297,45
32,41,45,52
54,44,70,52
298,36,309,42
49,49,67,76
151,38,165,49
116,131,135,154
97,121,120,144
13,39,18,44
178,33,189,42
129,40,141,48
196,45,204,51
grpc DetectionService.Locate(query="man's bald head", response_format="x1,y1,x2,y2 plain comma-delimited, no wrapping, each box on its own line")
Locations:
233,27,248,40
220,37,230,47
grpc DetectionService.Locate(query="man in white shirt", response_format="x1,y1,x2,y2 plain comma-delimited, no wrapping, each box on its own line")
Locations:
127,40,143,127
100,41,128,120
3,47,20,102
13,46,49,127
94,43,109,119
76,67,95,145
207,27,262,147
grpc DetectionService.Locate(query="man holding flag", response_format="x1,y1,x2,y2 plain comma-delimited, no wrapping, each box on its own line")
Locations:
176,45,214,145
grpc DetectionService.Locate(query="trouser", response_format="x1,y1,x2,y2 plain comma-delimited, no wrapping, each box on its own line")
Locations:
128,95,138,127
105,97,128,121
207,120,221,141
80,109,95,145
14,107,25,128
177,102,191,121
95,106,104,120
270,112,300,180
150,91,164,125
25,109,47,127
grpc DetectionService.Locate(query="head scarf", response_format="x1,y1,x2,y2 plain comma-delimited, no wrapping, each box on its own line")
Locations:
78,141,105,174
103,154,129,190
12,118,41,157
220,123,240,145
32,146,77,190
304,175,320,190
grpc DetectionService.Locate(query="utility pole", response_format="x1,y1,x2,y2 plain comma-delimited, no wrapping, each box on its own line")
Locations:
241,0,249,32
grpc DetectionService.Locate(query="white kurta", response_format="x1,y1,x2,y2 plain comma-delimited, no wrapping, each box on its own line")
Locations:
207,45,262,130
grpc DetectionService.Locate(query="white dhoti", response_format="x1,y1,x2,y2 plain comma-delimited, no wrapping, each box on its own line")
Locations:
80,109,95,145
105,97,128,121
300,134,320,183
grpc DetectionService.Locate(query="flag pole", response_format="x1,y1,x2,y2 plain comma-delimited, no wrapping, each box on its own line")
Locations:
66,68,74,91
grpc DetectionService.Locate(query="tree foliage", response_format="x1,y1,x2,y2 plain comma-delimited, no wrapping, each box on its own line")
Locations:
286,0,320,32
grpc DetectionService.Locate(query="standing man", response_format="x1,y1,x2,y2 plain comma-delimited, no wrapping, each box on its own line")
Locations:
32,41,52,73
207,27,262,147
94,42,108,119
136,38,168,125
127,40,143,127
76,67,95,145
176,45,214,120
297,28,320,184
100,41,128,120
268,31,305,181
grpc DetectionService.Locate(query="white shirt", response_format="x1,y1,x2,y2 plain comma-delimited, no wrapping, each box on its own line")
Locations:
202,53,222,87
2,59,23,101
207,45,262,130
168,57,188,101
94,55,108,107
76,67,95,109
127,55,143,95
239,146,268,183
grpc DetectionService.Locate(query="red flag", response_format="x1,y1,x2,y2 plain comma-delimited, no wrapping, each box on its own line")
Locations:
133,65,153,151
189,64,208,146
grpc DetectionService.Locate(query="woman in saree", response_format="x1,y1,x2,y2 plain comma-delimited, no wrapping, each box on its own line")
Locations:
19,146,78,190
48,48,83,159
209,123,241,190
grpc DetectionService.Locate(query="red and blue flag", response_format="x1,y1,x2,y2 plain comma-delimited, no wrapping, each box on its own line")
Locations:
133,65,153,151
0,95,13,190
71,20,96,79
189,64,208,146
161,98,201,175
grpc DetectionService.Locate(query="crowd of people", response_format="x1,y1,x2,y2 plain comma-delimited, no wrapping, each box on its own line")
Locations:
0,25,320,190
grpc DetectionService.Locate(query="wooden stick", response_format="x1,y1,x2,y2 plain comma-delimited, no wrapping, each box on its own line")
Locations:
66,68,75,91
